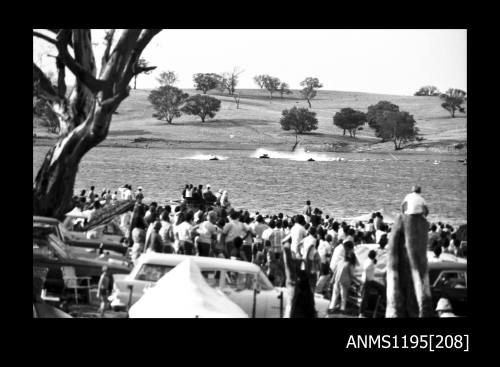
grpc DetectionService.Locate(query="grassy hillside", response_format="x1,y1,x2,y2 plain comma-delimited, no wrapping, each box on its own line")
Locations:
34,88,467,153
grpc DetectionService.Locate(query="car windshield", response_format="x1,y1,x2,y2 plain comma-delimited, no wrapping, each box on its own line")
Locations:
135,263,221,287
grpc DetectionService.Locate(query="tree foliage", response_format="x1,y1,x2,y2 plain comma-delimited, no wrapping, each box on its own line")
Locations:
157,70,178,86
253,75,266,89
440,88,466,118
133,58,154,89
333,108,367,138
280,106,318,135
33,96,59,134
148,86,189,124
262,75,281,100
193,73,220,94
414,85,440,96
278,82,292,99
366,100,400,140
299,77,323,108
367,105,419,150
181,94,221,122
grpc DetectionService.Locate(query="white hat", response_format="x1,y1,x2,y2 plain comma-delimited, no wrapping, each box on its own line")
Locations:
207,184,211,188
138,186,143,190
435,298,453,312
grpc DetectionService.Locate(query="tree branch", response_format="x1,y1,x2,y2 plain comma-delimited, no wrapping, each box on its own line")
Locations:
33,63,60,103
55,29,106,94
33,31,57,45
133,65,157,76
101,29,115,72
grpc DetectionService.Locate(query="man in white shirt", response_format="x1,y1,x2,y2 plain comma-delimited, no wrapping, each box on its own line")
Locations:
197,211,219,257
401,185,429,217
221,211,248,258
302,226,318,260
281,215,307,259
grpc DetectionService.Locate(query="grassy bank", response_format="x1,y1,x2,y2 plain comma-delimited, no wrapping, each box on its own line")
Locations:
33,88,467,154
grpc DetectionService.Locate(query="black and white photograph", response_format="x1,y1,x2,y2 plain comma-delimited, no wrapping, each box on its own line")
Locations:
32,29,467,327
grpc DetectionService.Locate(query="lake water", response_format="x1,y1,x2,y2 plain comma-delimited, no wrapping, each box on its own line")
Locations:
33,146,467,226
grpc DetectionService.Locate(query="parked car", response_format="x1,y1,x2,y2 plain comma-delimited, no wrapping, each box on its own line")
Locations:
353,244,467,317
33,233,131,298
109,253,330,318
33,216,128,256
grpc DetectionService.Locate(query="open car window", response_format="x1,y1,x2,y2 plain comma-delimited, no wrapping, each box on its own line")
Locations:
434,271,467,289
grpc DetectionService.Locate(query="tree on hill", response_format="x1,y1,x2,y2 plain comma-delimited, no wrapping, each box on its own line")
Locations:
414,85,440,96
33,29,161,219
440,88,466,118
366,100,400,141
368,110,419,150
181,94,221,122
300,77,323,108
261,75,281,101
280,106,318,146
333,108,367,138
193,73,220,94
278,82,292,99
253,74,266,89
148,86,189,124
157,70,178,87
219,67,244,95
133,58,155,89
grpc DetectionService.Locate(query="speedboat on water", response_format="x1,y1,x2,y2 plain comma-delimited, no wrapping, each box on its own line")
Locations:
209,156,219,161
307,158,315,162
259,154,270,159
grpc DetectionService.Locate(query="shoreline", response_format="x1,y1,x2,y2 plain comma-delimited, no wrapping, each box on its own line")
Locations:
33,135,467,156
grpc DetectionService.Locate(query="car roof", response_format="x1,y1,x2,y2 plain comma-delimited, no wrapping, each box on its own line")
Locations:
135,253,261,273
428,261,467,271
33,216,60,224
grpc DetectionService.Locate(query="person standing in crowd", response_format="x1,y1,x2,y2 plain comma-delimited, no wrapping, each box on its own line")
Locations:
359,250,385,317
176,211,195,255
144,212,157,249
159,211,175,253
282,215,307,260
448,233,459,255
230,237,246,261
214,218,227,258
104,190,112,205
145,221,163,253
241,216,255,262
290,269,317,318
304,227,321,292
221,211,248,258
135,186,144,201
185,184,193,199
123,185,133,200
330,250,357,313
303,200,312,224
428,224,439,250
315,231,333,295
220,190,230,209
203,184,217,206
375,223,388,244
197,211,218,257
88,186,96,203
130,216,146,264
251,215,269,259
97,266,113,318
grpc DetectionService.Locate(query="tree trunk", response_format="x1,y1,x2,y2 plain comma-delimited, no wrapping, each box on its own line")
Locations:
451,108,455,118
353,129,356,138
201,115,205,122
343,129,346,136
134,75,137,90
307,99,311,108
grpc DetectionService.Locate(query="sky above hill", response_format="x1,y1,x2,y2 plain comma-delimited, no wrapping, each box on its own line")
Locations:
33,29,466,96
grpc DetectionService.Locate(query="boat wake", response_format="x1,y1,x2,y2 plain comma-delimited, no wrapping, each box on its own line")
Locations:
251,148,345,162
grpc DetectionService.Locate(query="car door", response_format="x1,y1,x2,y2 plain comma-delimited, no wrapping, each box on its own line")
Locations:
220,271,262,317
